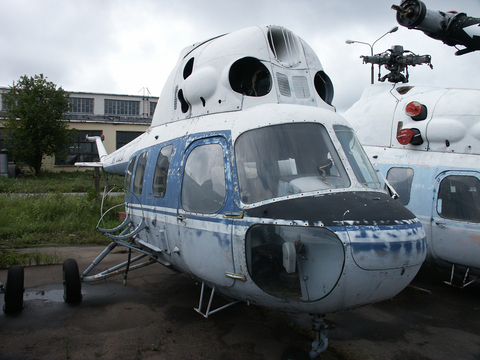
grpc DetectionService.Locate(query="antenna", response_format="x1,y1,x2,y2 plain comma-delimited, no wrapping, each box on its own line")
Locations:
138,87,151,117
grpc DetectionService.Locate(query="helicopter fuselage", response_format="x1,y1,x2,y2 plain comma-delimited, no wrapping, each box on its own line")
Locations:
104,102,426,314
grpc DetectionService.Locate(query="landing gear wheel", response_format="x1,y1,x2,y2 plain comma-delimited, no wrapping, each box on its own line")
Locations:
280,346,310,360
3,265,24,314
63,259,82,304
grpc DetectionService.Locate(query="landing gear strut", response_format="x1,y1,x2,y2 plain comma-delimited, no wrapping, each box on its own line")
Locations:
280,314,329,360
309,314,328,359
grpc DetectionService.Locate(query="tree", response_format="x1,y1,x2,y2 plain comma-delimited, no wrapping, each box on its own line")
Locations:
2,74,75,176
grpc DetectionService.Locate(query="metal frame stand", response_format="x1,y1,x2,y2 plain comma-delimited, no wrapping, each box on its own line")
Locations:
444,264,477,288
194,281,240,318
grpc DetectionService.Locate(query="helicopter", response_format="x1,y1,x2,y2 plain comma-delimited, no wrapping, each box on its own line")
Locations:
343,2,480,289
69,25,427,358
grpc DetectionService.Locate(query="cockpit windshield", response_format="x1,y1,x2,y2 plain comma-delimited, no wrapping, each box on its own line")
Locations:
334,125,382,190
235,123,350,204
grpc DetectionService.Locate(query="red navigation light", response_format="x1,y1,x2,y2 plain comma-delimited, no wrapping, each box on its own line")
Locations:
397,128,423,146
405,101,427,120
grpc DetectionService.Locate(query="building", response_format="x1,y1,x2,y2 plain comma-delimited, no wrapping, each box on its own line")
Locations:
0,88,157,173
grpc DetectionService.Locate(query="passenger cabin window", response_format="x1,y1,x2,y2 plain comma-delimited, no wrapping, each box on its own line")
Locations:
182,144,226,213
125,156,136,193
153,145,173,197
386,167,414,205
235,123,350,204
437,175,480,222
133,152,149,196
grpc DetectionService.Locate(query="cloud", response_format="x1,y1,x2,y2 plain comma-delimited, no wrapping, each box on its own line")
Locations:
1,0,480,111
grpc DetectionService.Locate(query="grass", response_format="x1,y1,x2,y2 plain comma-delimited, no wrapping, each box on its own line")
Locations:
0,171,126,267
0,192,124,248
0,249,64,268
0,169,114,193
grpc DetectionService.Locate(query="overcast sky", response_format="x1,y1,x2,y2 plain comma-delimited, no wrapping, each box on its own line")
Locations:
1,0,480,113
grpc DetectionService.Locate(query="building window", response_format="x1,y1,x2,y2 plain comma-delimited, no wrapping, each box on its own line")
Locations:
116,131,143,149
386,167,414,205
105,99,139,116
1,94,16,112
55,130,102,165
0,128,6,149
69,98,94,113
150,101,157,116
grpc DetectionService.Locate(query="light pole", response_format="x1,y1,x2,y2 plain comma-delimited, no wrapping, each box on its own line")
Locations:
346,26,398,84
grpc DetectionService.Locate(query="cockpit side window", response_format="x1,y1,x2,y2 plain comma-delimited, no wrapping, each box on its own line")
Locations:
386,167,414,205
125,156,136,193
153,145,173,198
181,143,226,213
334,125,382,190
133,151,149,196
235,123,350,204
437,175,480,222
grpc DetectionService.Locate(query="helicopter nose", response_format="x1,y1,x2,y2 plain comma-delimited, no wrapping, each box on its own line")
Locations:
341,194,427,271
346,220,426,271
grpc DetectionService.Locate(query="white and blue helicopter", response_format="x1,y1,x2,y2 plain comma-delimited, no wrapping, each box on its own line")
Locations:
344,1,480,288
68,25,427,358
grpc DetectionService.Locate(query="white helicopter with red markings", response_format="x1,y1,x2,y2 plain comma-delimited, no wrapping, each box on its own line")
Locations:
344,0,480,289
64,25,426,358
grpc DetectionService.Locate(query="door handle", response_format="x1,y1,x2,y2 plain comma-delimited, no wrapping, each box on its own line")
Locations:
435,221,446,228
223,212,244,219
177,214,185,222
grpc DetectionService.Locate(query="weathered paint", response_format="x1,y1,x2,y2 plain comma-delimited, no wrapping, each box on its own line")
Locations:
345,84,480,278
87,26,427,318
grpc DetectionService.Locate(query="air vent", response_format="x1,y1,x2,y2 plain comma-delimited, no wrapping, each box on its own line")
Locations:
277,73,291,97
268,26,302,67
183,58,194,79
229,57,271,97
292,76,310,99
177,89,189,113
314,71,334,105
174,85,178,110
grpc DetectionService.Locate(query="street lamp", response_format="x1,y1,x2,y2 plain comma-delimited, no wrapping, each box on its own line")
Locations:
346,26,398,84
